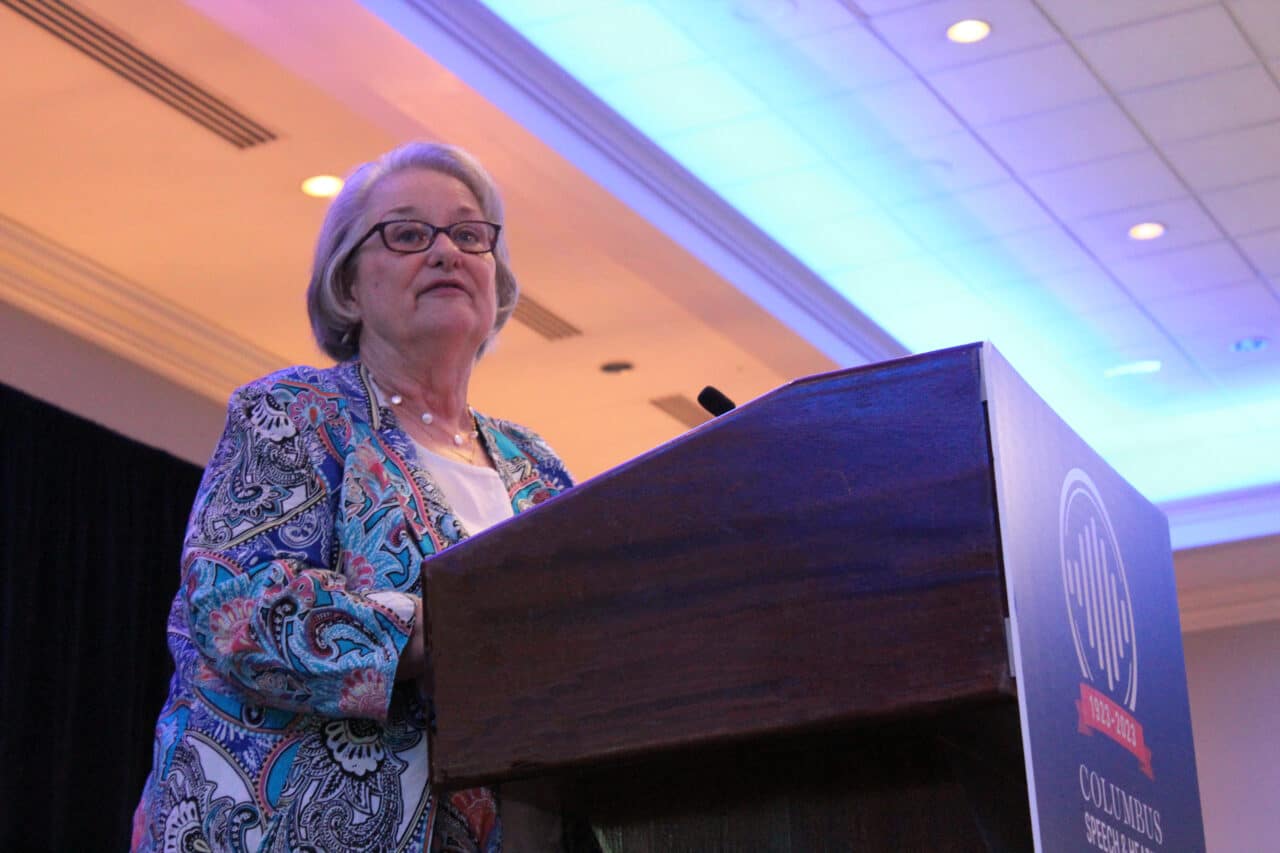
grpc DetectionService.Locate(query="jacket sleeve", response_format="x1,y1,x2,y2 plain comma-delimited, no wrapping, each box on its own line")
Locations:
179,378,415,721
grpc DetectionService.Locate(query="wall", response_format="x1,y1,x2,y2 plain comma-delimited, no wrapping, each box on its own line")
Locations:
0,301,225,465
1182,618,1280,853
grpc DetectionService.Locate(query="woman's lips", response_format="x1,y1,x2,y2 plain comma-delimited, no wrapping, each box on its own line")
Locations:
421,280,466,295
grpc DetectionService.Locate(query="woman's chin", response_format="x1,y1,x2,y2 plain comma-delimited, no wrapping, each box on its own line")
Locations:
402,316,490,353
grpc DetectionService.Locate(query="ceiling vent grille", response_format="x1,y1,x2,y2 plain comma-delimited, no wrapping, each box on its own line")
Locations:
512,293,581,340
2,0,276,149
650,394,711,430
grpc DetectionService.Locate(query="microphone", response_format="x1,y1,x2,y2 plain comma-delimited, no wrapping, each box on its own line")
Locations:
697,386,736,417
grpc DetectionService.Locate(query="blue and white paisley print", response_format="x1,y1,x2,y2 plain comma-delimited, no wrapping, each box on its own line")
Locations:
133,360,573,852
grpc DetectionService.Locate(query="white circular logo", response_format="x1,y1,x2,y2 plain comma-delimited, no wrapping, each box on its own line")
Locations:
1060,469,1137,711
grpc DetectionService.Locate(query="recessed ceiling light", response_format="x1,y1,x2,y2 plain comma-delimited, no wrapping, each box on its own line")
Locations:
946,19,991,44
1103,359,1162,378
1128,221,1165,241
301,175,344,198
1232,336,1269,353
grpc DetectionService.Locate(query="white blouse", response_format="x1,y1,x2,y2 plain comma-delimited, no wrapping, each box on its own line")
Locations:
411,441,515,536
368,381,514,537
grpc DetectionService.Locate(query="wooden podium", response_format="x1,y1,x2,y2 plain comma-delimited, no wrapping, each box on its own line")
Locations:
421,344,1204,851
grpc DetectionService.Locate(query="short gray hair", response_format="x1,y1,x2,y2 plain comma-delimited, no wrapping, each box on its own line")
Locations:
306,141,519,361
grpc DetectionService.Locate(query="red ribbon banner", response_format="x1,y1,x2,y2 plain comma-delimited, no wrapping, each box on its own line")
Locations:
1077,682,1154,779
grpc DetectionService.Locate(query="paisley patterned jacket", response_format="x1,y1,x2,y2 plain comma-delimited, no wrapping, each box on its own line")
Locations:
132,360,573,853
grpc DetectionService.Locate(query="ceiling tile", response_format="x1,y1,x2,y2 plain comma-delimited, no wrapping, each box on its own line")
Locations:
483,0,632,29
521,4,708,85
1209,361,1280,407
1184,326,1280,372
1237,228,1280,275
1201,176,1280,237
1024,149,1185,220
977,98,1145,174
732,0,860,42
871,290,1008,352
718,167,880,231
892,180,1052,250
926,43,1104,127
1092,347,1218,410
1163,120,1280,191
1195,356,1279,393
969,290,1077,351
649,0,859,57
1036,265,1134,313
1068,197,1225,262
1036,0,1214,38
717,22,911,106
789,22,915,90
1108,240,1256,300
596,63,767,138
870,0,1059,74
829,255,970,313
940,225,1093,286
789,211,921,273
1077,337,1199,382
1010,309,1178,384
662,114,826,185
977,264,1132,320
895,131,1012,191
1146,280,1280,338
1205,363,1280,416
1075,6,1255,93
781,78,962,160
856,0,940,15
1076,303,1173,351
852,78,965,140
1121,64,1280,145
836,131,1010,204
1228,0,1280,60
777,98,895,162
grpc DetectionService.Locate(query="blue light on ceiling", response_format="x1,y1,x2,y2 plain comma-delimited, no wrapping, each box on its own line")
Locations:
1104,360,1163,378
476,0,1280,517
1232,336,1269,353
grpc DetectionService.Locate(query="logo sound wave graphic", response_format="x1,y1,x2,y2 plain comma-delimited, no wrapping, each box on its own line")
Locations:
1060,469,1137,711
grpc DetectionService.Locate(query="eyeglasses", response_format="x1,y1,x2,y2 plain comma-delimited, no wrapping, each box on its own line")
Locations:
353,219,501,256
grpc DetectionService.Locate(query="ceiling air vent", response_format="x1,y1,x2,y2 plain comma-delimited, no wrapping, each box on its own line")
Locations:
512,293,581,340
650,395,711,430
2,0,276,149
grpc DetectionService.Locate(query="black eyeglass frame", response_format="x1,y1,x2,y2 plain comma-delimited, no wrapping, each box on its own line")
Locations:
351,218,503,256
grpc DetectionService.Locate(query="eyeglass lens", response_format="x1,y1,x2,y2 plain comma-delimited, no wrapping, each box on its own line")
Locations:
381,220,498,254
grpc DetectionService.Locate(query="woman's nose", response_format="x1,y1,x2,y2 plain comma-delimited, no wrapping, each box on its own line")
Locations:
425,234,462,266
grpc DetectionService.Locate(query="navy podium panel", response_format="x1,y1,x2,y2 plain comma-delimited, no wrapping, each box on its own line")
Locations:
986,344,1206,852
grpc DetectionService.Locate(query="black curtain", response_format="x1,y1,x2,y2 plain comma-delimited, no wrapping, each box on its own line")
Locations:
0,383,203,851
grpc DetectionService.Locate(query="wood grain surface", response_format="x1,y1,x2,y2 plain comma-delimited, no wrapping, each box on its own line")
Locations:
424,344,1013,789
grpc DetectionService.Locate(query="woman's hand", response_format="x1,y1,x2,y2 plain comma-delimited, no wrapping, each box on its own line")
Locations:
396,596,427,683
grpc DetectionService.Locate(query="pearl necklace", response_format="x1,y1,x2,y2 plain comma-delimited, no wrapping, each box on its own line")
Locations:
386,391,478,448
368,373,480,457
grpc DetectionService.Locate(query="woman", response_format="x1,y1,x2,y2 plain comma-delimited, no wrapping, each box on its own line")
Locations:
132,142,573,852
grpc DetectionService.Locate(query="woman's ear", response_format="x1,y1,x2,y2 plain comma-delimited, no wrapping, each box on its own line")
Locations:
340,266,362,316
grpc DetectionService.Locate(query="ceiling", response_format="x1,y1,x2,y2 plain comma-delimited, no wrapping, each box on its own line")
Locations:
0,0,1276,625
380,0,1280,540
